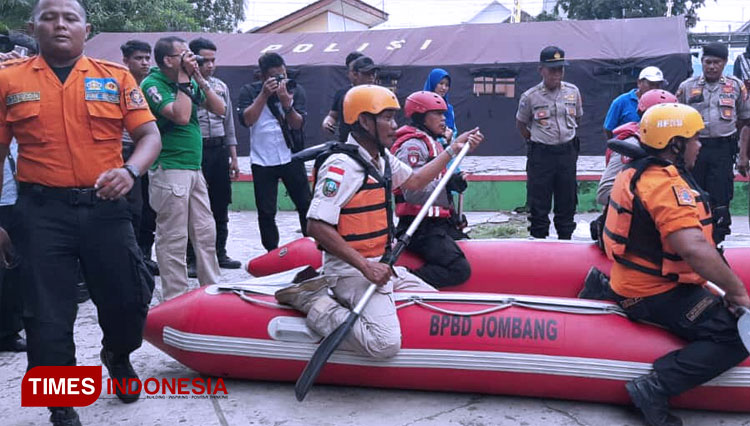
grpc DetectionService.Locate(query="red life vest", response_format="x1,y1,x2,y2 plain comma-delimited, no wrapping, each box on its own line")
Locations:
390,126,451,218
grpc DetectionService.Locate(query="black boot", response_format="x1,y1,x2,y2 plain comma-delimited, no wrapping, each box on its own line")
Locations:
216,221,241,269
100,349,140,403
578,267,616,301
626,372,682,426
0,333,26,352
49,407,81,426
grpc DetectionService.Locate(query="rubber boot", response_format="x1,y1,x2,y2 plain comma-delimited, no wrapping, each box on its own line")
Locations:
626,372,682,426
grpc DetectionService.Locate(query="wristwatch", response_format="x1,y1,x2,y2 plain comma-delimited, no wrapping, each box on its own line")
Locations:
123,164,140,180
282,100,294,114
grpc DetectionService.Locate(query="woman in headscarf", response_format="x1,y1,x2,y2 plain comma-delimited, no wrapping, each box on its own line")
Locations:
424,68,457,145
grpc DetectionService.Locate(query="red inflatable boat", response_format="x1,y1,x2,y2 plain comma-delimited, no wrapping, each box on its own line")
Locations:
145,280,750,412
246,238,750,296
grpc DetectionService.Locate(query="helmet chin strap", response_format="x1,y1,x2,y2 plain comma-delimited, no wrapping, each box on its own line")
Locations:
670,140,687,170
368,114,386,156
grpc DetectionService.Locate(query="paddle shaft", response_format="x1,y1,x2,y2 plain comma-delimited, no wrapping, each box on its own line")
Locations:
705,281,750,316
353,141,472,314
295,141,473,400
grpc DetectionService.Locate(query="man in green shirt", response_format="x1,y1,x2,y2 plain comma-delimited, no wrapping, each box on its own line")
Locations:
141,36,225,300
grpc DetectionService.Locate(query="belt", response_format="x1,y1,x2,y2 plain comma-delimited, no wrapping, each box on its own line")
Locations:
699,135,736,146
19,182,100,206
529,139,575,153
203,136,225,148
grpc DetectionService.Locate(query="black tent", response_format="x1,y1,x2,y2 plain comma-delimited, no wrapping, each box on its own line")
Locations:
85,16,691,156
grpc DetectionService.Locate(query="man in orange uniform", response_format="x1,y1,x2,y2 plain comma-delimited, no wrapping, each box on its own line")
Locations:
602,104,749,426
0,1,161,424
275,85,482,358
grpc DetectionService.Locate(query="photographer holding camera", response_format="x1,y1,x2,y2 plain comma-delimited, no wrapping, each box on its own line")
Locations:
141,36,225,300
238,52,311,252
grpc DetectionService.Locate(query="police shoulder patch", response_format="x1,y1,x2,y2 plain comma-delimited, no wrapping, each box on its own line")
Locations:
672,185,696,207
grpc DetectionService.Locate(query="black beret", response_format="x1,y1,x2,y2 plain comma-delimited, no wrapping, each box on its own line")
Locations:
702,42,728,60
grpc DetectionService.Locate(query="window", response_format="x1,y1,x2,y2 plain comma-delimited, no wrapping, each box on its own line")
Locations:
473,76,516,97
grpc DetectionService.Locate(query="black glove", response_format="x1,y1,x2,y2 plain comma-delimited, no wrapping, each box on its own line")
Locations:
446,173,468,193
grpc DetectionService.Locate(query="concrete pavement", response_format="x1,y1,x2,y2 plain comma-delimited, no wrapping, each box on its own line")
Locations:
2,211,750,425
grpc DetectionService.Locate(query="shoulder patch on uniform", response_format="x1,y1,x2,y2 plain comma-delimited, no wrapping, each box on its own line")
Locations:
6,91,40,106
407,149,420,166
84,77,120,103
322,178,340,197
672,185,696,207
146,86,162,104
125,87,147,110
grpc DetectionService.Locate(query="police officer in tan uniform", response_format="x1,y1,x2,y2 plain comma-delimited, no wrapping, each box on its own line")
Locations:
516,46,583,239
676,42,750,243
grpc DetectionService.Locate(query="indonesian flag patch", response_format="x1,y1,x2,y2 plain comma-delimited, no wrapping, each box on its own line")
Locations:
672,185,696,207
322,166,345,197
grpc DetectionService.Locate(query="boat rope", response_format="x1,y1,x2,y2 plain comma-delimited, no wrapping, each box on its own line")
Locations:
398,297,627,318
233,290,294,310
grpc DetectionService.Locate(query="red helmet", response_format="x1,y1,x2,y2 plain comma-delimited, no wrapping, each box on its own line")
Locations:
404,91,447,118
637,89,677,113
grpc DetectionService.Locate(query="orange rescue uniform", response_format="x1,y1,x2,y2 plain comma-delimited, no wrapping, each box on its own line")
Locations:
0,56,154,187
604,159,714,298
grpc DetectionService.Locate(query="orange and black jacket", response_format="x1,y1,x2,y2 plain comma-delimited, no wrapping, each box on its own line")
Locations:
603,156,714,285
312,143,393,259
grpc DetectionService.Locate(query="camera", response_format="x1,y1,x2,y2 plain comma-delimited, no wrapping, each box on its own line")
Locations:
194,54,205,65
274,74,297,91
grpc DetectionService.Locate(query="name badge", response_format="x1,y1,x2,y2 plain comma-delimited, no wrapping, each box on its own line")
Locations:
6,91,40,106
84,77,120,104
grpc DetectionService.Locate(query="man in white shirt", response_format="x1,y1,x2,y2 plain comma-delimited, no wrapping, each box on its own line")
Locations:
237,52,311,251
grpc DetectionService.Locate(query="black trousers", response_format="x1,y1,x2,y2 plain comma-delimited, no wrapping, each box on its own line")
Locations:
526,141,578,239
138,173,157,257
251,161,311,251
203,145,232,256
396,217,471,288
14,187,153,368
616,285,748,396
0,205,22,340
692,137,736,243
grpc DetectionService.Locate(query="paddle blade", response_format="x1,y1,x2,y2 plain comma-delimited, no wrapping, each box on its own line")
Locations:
738,310,750,351
295,313,358,401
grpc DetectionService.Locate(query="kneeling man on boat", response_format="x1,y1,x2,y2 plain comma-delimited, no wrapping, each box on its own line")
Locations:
390,91,476,288
275,85,483,358
602,103,750,426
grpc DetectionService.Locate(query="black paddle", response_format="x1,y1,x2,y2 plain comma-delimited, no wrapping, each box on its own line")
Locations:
294,141,474,401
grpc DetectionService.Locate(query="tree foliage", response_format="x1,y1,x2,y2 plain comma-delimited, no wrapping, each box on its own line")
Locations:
555,0,710,27
0,0,245,33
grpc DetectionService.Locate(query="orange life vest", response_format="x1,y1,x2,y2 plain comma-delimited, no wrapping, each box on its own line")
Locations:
602,157,714,284
390,126,451,218
313,143,393,259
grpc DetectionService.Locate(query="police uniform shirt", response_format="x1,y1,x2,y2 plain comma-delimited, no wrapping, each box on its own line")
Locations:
516,81,583,145
394,136,451,209
676,75,750,138
307,134,413,276
197,76,237,146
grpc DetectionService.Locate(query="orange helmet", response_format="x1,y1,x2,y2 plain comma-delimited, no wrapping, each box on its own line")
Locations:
343,85,400,125
639,103,704,150
637,89,677,113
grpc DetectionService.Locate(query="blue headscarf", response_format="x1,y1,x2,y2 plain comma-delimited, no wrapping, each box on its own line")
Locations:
423,68,457,134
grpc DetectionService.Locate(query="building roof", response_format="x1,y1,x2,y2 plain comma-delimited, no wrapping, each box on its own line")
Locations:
465,1,512,24
85,16,689,67
250,0,387,33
